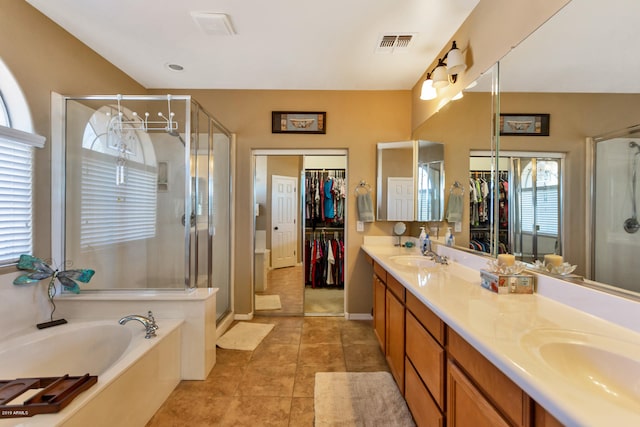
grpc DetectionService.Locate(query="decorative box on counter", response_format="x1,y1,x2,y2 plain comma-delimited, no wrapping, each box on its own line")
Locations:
480,269,535,294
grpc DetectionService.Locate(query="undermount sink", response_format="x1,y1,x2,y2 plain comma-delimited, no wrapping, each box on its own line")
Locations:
389,255,440,269
521,329,640,409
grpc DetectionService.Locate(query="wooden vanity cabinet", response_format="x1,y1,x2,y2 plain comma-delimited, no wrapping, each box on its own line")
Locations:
372,267,386,350
386,274,406,390
448,329,531,427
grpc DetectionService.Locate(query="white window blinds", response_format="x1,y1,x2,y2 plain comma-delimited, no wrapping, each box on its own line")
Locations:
80,149,157,248
0,125,45,265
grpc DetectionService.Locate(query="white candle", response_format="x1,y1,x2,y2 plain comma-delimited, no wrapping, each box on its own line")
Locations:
497,254,515,266
544,254,563,267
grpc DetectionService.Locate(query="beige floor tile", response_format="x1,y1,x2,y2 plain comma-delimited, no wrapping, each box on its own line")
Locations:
298,343,344,367
289,397,315,427
343,343,389,372
237,362,297,397
250,342,300,366
293,364,347,398
217,396,293,427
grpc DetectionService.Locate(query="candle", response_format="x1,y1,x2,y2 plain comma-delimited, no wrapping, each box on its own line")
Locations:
544,254,563,267
497,254,515,266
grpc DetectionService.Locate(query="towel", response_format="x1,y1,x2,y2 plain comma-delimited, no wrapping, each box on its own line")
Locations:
357,193,374,222
446,193,464,223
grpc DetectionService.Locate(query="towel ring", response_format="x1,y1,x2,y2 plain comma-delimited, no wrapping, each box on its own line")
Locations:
354,180,372,196
450,180,464,195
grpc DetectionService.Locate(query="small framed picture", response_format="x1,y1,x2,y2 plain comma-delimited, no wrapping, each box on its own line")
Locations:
272,111,326,134
500,113,550,136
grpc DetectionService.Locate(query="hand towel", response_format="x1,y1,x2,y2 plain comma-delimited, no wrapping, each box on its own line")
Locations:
446,193,464,223
357,193,374,222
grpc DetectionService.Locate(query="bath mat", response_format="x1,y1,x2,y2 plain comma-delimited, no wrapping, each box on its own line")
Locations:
314,372,415,427
255,294,282,310
217,322,275,351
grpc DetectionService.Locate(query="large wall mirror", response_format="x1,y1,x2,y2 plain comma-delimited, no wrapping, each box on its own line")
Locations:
496,0,640,297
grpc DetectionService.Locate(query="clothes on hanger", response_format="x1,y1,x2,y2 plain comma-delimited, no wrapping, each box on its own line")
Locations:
304,231,344,288
305,169,345,228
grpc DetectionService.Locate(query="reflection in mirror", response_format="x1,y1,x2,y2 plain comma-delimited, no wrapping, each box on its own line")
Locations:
498,0,640,297
417,140,445,221
376,141,415,221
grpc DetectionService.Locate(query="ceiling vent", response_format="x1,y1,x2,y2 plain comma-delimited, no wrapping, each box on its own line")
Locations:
190,12,236,36
375,34,416,54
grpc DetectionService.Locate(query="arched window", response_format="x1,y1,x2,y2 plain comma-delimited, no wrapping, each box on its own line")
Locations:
0,58,44,266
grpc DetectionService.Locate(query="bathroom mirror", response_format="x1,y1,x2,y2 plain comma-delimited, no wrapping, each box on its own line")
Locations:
376,141,416,221
491,0,640,297
376,140,445,221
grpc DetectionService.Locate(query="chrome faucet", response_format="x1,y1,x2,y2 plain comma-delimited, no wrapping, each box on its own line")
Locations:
424,250,449,265
119,310,159,339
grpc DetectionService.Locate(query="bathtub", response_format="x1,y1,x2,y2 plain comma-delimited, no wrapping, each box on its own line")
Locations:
0,319,182,426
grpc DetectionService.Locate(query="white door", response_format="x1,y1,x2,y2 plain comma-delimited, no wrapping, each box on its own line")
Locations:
271,175,298,268
387,177,414,221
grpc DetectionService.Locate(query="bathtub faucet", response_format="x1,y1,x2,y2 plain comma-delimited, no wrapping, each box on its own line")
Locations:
119,311,159,339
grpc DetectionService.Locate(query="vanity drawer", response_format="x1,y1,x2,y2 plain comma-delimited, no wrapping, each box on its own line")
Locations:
373,261,387,282
406,291,445,345
387,274,405,302
406,311,445,409
448,329,530,427
405,357,443,427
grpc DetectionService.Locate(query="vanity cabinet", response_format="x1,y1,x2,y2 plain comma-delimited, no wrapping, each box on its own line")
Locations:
367,258,561,427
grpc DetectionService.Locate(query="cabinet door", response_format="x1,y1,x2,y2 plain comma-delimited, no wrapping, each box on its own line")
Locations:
373,275,386,351
448,360,510,427
386,289,405,391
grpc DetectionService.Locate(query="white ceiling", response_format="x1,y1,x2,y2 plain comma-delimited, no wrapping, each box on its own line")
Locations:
496,0,640,93
26,0,480,91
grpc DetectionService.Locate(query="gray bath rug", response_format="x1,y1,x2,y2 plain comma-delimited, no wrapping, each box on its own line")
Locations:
314,371,415,426
255,294,282,310
216,322,274,351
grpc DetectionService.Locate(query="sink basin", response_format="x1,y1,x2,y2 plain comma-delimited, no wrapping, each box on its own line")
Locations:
521,329,640,408
389,255,440,269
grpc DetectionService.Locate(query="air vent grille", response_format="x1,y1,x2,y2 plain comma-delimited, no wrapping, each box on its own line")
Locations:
376,34,416,53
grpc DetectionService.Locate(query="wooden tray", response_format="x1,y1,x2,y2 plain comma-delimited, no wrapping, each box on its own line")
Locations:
0,374,97,418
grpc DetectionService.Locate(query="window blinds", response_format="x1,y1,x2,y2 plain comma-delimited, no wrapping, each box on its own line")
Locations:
0,125,45,265
81,150,157,248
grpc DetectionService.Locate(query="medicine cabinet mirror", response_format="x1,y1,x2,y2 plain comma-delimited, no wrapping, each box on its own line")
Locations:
376,140,444,222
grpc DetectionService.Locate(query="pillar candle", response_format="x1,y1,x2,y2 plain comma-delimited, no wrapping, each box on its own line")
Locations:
497,254,515,266
544,254,563,267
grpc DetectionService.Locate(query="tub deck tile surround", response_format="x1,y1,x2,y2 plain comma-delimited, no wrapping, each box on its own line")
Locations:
146,316,387,426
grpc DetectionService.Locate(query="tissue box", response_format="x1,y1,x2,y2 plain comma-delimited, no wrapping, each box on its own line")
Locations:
480,269,535,294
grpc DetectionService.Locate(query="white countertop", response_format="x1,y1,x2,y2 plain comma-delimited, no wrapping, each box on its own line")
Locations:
362,242,640,427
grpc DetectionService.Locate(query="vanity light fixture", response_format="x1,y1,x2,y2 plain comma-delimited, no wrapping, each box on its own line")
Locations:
420,41,468,100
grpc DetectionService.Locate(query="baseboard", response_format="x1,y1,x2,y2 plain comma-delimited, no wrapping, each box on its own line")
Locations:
346,312,373,320
234,312,254,320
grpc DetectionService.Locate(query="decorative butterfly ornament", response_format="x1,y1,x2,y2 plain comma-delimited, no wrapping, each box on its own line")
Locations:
13,254,95,294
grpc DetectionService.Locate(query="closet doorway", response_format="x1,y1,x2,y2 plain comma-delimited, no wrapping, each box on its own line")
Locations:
253,150,347,317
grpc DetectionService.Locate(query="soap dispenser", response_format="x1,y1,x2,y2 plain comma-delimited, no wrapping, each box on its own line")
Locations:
419,226,427,254
445,227,454,247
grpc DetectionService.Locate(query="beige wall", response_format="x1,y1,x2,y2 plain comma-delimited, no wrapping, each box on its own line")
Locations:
2,1,581,317
0,1,145,262
152,89,412,314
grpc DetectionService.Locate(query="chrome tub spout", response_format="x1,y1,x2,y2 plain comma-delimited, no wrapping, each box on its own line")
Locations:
118,310,159,339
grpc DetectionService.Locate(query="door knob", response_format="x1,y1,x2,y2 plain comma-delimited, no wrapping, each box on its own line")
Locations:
274,226,279,230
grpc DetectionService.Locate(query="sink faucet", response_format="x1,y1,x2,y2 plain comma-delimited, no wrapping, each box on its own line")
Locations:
119,310,159,339
424,250,449,265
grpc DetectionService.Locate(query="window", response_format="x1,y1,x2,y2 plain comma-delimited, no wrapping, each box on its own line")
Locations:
520,160,559,235
0,59,43,266
0,125,45,265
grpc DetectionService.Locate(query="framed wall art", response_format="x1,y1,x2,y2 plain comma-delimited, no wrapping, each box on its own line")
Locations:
272,111,326,134
500,113,550,136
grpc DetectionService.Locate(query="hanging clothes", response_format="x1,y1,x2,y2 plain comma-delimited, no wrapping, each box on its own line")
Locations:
304,232,344,288
305,169,345,228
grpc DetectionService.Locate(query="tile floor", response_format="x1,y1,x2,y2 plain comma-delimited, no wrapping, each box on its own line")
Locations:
146,316,389,426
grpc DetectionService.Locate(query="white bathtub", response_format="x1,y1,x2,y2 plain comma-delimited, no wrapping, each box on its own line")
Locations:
0,319,182,426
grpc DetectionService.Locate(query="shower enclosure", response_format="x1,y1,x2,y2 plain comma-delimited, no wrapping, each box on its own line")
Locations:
52,94,233,322
590,126,640,293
